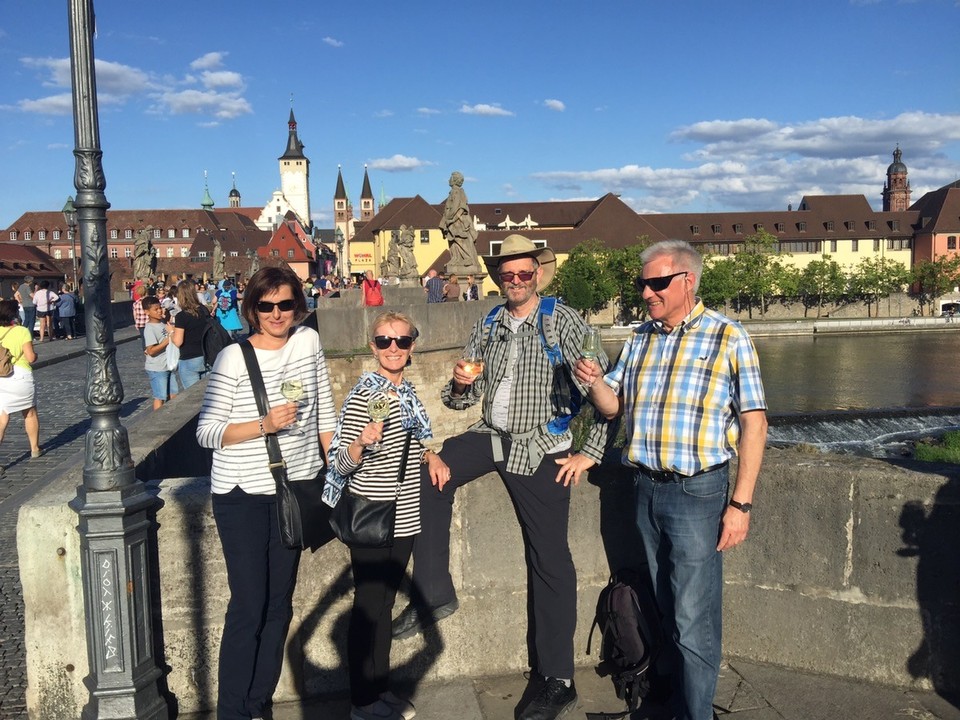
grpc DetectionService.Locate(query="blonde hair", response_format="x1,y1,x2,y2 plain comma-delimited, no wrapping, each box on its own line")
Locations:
369,310,419,340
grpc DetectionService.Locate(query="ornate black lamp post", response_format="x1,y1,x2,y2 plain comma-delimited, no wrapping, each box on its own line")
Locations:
335,227,344,278
65,1,168,718
61,195,79,290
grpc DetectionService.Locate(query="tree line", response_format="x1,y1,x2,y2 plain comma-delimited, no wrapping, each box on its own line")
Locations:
547,230,960,323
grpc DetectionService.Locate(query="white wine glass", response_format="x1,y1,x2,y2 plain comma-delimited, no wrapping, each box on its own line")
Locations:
280,371,306,435
581,327,602,387
461,353,485,381
366,392,391,452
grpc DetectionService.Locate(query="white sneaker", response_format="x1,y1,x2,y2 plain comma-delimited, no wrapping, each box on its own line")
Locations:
380,690,416,719
350,699,402,720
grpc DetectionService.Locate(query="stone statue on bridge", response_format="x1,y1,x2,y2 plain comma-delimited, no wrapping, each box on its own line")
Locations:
133,226,154,280
441,171,481,276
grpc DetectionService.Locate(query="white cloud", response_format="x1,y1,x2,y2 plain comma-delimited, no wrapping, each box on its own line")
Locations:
16,93,72,115
14,57,152,114
417,107,441,115
154,89,252,119
200,70,245,90
323,36,344,48
373,109,394,118
544,99,565,112
534,111,960,212
367,154,434,172
190,52,226,71
459,103,514,117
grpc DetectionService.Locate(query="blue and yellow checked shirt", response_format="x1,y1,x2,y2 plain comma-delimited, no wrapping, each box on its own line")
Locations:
604,301,766,475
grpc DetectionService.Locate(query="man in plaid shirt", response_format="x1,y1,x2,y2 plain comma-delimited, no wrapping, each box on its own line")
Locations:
577,239,768,720
393,235,613,720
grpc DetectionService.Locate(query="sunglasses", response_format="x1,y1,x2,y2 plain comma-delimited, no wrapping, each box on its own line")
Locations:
255,299,296,314
373,335,414,350
634,271,688,293
498,270,536,284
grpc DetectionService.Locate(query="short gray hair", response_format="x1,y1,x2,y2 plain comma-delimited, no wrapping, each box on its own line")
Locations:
641,240,703,293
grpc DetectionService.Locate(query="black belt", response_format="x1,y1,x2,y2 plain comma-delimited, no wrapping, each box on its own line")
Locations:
638,462,728,484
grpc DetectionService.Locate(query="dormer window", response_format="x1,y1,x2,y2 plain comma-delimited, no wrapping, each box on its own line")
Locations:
891,220,900,231
38,230,46,241
798,222,807,232
711,224,722,234
775,223,785,233
168,228,176,238
53,230,61,240
110,229,118,239
691,225,700,235
825,221,834,232
845,220,855,231
125,229,133,239
24,231,32,241
8,231,16,241
867,220,876,231
153,228,161,238
754,223,763,232
733,223,743,234
182,228,190,238
495,208,502,215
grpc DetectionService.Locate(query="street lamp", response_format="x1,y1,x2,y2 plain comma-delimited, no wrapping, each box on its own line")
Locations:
61,196,79,290
334,227,344,278
66,1,168,718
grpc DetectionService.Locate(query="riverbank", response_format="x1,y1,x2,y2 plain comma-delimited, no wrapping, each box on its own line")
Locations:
607,313,960,338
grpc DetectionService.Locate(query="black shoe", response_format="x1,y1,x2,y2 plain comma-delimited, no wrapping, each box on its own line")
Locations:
518,678,577,720
391,599,459,640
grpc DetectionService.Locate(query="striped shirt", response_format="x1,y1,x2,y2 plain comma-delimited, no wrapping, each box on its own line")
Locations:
443,297,613,475
334,386,425,537
604,301,766,475
197,325,338,495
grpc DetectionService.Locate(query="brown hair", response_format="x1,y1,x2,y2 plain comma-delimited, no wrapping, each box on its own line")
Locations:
242,266,308,331
176,279,202,317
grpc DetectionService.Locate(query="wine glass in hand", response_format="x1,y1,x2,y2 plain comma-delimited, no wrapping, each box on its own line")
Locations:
581,327,602,386
366,392,391,452
280,372,306,434
461,353,485,382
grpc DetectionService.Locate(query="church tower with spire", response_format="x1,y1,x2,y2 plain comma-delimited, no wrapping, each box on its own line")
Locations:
279,108,311,227
228,172,241,208
882,146,911,212
334,165,353,241
360,165,375,221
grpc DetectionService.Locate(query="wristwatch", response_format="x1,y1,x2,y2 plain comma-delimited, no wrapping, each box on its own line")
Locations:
729,499,753,513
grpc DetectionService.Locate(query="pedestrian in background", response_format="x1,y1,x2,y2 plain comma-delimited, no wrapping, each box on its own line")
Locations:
34,280,58,343
141,296,178,410
0,299,42,470
15,276,35,339
171,280,209,389
57,284,78,339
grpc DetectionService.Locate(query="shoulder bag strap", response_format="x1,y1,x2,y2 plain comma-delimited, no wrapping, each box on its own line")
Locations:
394,431,414,499
239,340,286,489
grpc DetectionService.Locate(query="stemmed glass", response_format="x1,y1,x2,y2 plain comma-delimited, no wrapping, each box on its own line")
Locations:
280,370,306,435
366,391,391,452
461,353,485,380
581,327,602,386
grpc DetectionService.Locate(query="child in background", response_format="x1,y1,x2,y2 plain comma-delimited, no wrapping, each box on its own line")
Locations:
142,296,178,410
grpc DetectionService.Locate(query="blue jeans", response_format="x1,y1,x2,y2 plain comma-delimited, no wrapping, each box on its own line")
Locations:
178,355,206,389
146,369,179,401
635,464,728,720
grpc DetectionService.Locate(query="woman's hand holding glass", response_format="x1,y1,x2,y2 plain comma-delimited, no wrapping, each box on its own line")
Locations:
365,392,390,452
280,371,307,435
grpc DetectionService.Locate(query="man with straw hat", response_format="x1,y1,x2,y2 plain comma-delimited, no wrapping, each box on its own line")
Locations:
392,234,614,720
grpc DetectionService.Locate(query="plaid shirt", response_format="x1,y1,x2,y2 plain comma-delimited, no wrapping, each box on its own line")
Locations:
443,297,613,474
132,300,149,329
604,301,766,475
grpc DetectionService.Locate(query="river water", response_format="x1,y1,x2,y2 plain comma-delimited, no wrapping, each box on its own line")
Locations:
605,329,960,455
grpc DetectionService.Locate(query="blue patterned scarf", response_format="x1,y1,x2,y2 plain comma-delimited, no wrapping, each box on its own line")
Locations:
322,371,432,507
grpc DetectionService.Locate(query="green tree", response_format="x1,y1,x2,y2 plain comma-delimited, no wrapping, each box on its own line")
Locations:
546,238,617,320
699,256,737,312
910,256,960,316
604,240,648,323
731,230,790,319
797,256,847,318
850,256,909,317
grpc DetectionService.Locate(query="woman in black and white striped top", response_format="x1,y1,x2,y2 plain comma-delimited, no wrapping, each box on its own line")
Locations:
196,266,337,720
332,311,449,720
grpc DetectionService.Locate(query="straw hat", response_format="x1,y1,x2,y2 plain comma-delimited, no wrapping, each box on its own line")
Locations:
481,234,556,292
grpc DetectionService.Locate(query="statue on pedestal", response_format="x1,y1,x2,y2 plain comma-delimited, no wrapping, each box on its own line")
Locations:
133,226,154,280
441,171,481,276
213,238,225,280
397,225,420,280
245,248,260,278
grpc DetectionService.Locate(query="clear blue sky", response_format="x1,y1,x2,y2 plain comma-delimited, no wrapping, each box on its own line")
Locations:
1,0,958,230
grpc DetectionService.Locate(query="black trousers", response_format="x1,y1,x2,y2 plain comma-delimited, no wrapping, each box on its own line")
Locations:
349,536,414,706
411,431,577,679
212,487,301,720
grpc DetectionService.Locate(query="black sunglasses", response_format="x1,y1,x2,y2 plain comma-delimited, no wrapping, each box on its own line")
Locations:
498,270,536,284
635,271,688,293
373,335,414,350
255,299,297,314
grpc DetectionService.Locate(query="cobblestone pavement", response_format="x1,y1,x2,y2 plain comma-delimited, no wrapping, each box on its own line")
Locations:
0,329,150,719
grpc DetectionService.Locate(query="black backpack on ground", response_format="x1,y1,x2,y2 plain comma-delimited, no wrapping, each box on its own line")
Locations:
585,569,663,719
200,306,233,370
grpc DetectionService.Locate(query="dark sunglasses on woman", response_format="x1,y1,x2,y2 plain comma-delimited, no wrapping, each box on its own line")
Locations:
373,335,414,350
255,299,296,313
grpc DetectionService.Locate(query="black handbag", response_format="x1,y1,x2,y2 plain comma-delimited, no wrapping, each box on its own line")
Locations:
329,431,412,549
240,341,334,551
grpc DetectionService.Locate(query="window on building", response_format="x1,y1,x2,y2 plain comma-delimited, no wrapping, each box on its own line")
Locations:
830,240,837,253
691,225,700,235
166,247,174,258
8,231,16,241
949,236,958,250
705,242,733,255
198,251,207,258
271,249,279,257
887,238,911,251
826,221,834,232
798,222,806,232
68,249,74,259
24,231,32,241
419,230,430,244
852,239,859,252
168,229,176,238
891,220,900,231
495,208,502,215
68,230,74,241
733,223,743,234
122,247,131,258
775,223,785,233
287,249,295,259
777,241,822,254
182,228,190,238
846,221,855,231
53,230,61,240
867,220,876,231
230,251,238,257
153,228,161,239
109,248,118,258
38,230,46,241
874,239,881,252
711,224,722,234
54,249,62,259
125,229,132,239
110,229,118,239
181,246,189,257
754,223,763,232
